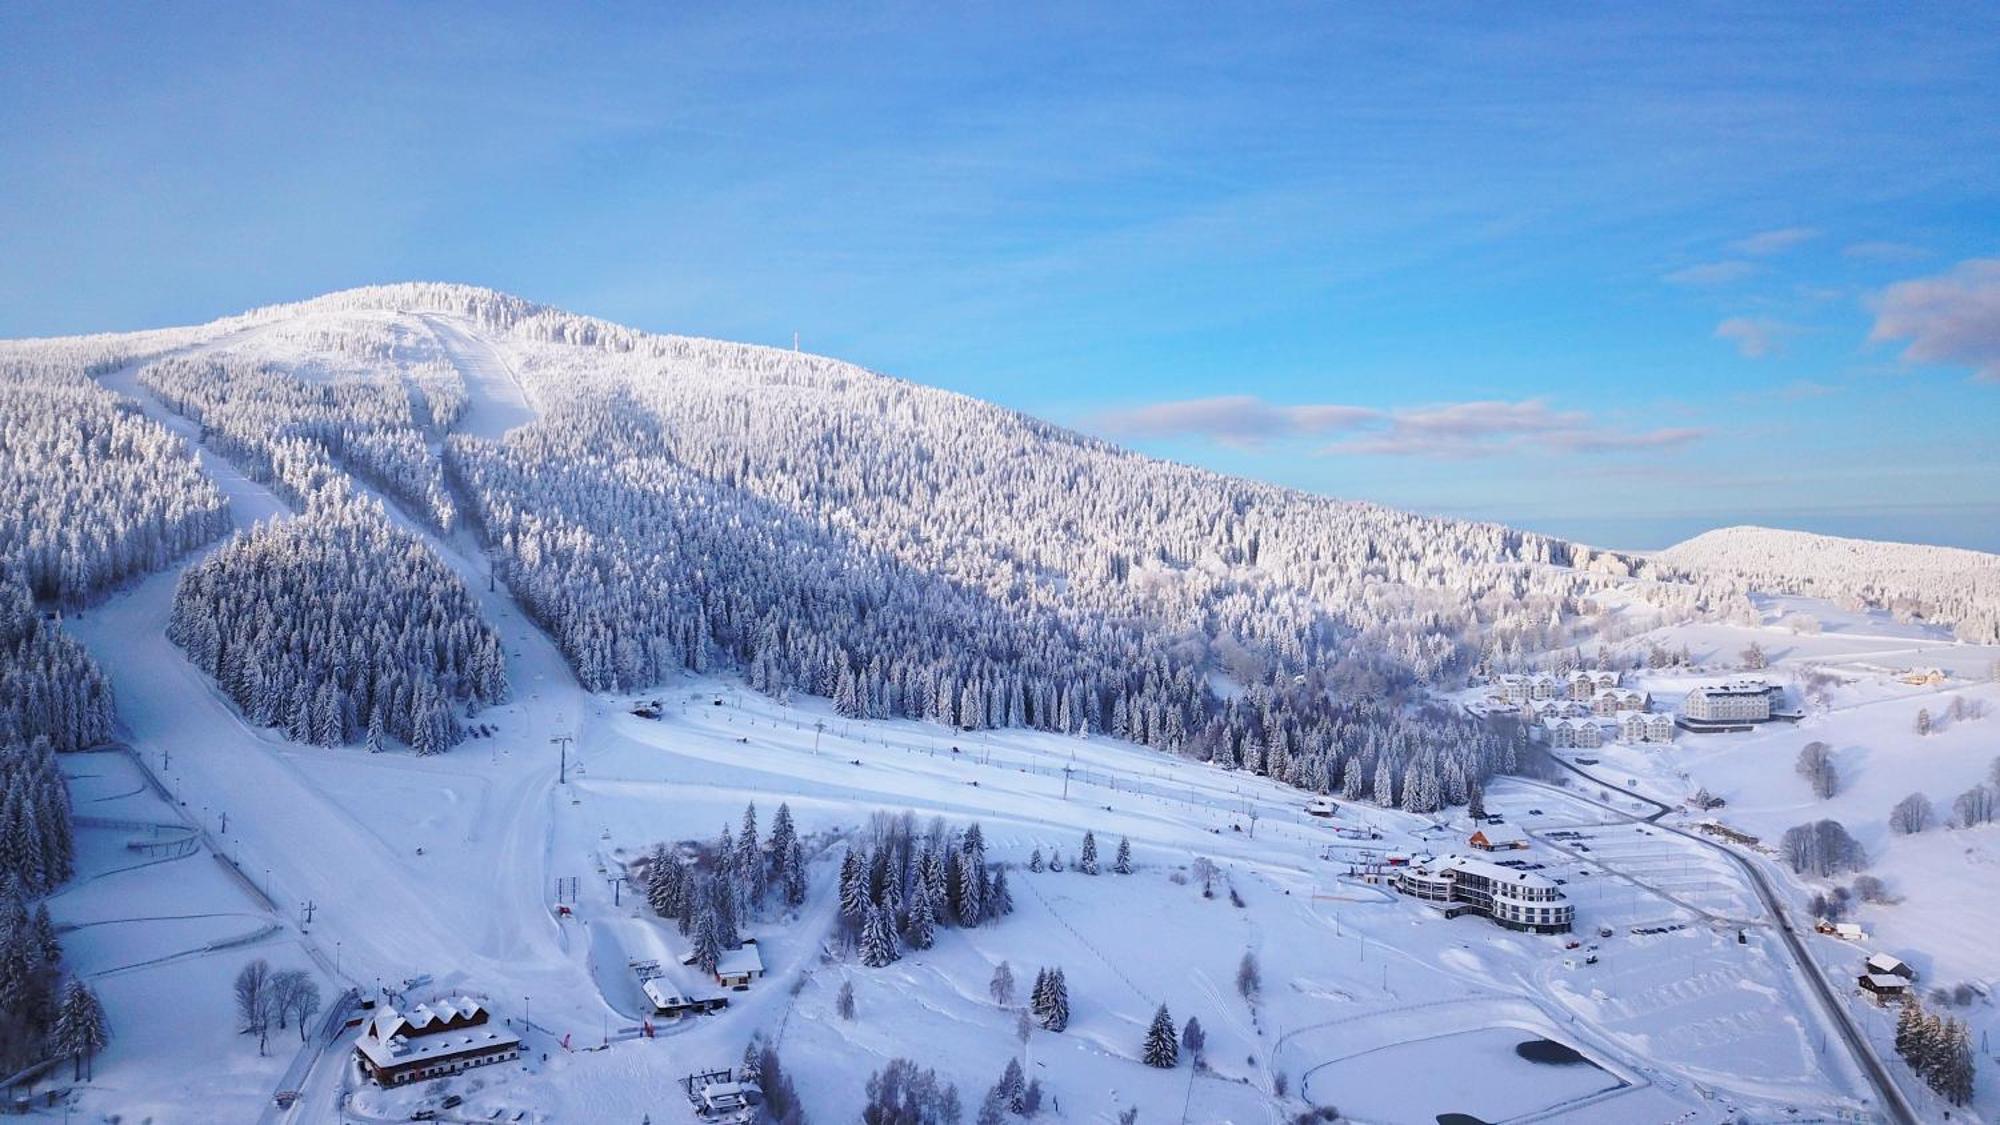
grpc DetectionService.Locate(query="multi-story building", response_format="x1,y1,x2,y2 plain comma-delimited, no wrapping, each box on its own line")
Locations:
1543,716,1604,749
1590,688,1648,716
1567,669,1621,699
1618,711,1677,744
1683,681,1775,726
1394,854,1573,933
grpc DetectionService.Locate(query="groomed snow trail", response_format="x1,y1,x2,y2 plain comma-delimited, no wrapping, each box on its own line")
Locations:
418,312,539,439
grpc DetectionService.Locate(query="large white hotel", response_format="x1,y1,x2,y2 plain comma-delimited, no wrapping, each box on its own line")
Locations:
1392,854,1574,934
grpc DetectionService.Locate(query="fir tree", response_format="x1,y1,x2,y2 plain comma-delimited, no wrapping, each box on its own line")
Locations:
861,903,900,968
904,882,936,950
988,865,1013,917
53,980,107,1080
1079,831,1099,875
1113,836,1132,874
1142,1004,1178,1068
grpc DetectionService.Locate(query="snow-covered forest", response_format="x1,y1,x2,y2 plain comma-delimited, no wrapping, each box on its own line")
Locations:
167,494,508,754
1657,526,2000,644
140,348,458,533
1,353,230,604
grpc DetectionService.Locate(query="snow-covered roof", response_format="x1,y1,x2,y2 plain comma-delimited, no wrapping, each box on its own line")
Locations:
1419,853,1560,891
716,942,764,977
1470,823,1527,845
356,998,517,1069
1865,953,1910,976
1690,680,1774,698
642,978,687,1008
1861,973,1908,990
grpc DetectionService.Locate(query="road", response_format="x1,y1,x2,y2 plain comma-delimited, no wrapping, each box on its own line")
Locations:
1537,757,1921,1125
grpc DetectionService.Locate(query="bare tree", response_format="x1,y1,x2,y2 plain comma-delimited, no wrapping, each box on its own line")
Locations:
289,976,323,1042
1889,793,1934,835
1780,819,1866,877
1741,641,1767,669
233,958,273,1054
1236,951,1261,1001
989,961,1014,1007
1795,742,1837,800
1950,786,1996,828
837,980,856,1021
268,970,305,1031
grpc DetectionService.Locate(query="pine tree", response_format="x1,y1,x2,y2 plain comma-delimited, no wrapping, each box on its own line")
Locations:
988,865,1013,917
904,882,936,950
53,979,108,1080
839,847,870,923
1079,831,1099,875
1113,836,1132,874
1039,967,1068,1031
998,1056,1026,1112
782,839,808,907
691,907,722,976
860,903,900,968
1028,847,1043,873
1142,1004,1178,1068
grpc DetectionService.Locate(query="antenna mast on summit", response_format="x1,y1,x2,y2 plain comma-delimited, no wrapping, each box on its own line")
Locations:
793,331,800,352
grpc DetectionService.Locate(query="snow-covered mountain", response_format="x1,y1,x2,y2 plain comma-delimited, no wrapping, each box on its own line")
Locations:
6,283,1996,1123
1659,525,2000,644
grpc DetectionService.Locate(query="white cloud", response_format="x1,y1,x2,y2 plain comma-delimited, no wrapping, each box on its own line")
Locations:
1088,394,1378,447
1663,260,1758,286
1093,394,1705,459
1869,258,2000,382
1714,316,1796,358
1843,240,1928,262
1730,227,1820,256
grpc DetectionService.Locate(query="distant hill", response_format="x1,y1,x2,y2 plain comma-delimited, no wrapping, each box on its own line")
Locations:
1658,526,2000,644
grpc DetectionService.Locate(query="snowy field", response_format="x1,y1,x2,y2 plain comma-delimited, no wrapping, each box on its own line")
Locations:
1546,596,2000,1121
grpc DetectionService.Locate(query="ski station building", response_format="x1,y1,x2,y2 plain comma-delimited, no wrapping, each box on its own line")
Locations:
352,997,522,1087
1393,854,1574,933
1468,823,1528,851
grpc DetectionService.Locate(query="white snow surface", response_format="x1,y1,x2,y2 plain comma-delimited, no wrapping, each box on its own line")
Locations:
19,288,1988,1123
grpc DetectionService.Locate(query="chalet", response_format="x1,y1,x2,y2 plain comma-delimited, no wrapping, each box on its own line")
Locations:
683,938,766,990
1865,952,1915,981
1468,823,1528,851
352,997,520,1088
633,960,729,1019
1858,974,1910,1005
684,1069,754,1119
1305,798,1338,818
1898,668,1946,687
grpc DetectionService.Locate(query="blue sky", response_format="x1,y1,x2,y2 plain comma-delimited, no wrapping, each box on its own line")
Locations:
4,4,1997,549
